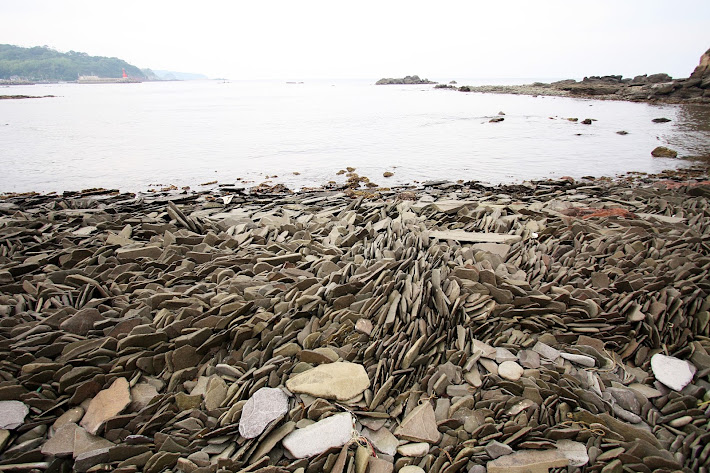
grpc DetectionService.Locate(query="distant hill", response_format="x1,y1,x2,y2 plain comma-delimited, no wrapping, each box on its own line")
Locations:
0,44,145,81
151,70,209,81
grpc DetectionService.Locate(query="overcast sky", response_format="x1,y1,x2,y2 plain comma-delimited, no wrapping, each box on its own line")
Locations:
2,0,709,80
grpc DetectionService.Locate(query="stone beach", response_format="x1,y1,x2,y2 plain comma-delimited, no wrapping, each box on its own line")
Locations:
1,164,710,473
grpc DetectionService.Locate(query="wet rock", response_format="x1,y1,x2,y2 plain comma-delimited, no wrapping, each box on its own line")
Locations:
281,412,354,458
286,362,370,401
651,146,678,158
238,387,289,438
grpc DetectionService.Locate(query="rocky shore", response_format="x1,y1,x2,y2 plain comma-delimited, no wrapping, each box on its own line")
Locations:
457,48,710,105
1,165,710,473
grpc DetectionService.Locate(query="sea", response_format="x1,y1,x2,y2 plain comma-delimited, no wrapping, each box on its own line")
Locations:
1,78,709,194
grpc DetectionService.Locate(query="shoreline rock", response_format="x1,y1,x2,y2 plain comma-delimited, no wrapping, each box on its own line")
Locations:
0,164,709,472
455,47,710,104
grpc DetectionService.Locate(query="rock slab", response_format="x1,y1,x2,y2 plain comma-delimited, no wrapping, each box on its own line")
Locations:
238,387,289,438
0,401,29,430
487,449,569,473
281,412,354,458
80,377,132,434
650,353,696,391
286,362,370,401
394,402,441,444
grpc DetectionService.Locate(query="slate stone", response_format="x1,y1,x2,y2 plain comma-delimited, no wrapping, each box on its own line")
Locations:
80,377,132,435
286,362,370,401
0,400,29,430
281,412,354,458
238,387,289,439
394,402,440,444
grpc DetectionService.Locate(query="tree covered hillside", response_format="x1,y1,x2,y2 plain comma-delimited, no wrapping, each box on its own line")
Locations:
0,44,146,81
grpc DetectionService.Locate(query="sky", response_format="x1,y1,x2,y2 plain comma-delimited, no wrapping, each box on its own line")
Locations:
2,0,709,81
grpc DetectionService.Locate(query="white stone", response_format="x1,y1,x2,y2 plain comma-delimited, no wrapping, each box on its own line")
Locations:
399,466,426,473
396,442,430,457
0,401,29,430
498,361,524,381
560,353,596,367
651,354,696,392
532,342,560,361
286,362,370,401
281,412,353,458
238,387,289,439
556,440,589,467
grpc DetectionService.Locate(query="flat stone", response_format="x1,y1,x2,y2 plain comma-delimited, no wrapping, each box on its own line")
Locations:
74,447,111,473
59,308,104,336
399,466,425,473
355,319,373,336
560,353,596,367
487,449,569,473
651,354,696,391
486,440,513,459
0,401,29,430
175,393,202,411
41,422,81,457
51,407,85,434
532,342,560,361
556,439,589,467
204,376,228,410
362,426,398,456
129,383,159,412
285,362,370,401
495,347,518,363
430,230,522,244
498,361,524,381
368,456,394,473
73,427,114,457
396,442,430,457
628,383,662,399
394,402,440,444
80,377,132,435
669,415,693,428
238,387,289,438
281,412,354,458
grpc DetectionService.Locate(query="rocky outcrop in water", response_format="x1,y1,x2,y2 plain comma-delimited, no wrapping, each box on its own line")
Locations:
1,166,710,472
376,75,437,85
458,47,710,104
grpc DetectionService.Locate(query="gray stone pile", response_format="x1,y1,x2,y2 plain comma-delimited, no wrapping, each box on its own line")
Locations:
0,169,709,472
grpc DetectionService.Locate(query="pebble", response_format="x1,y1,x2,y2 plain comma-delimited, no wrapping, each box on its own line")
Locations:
498,361,524,381
396,442,430,457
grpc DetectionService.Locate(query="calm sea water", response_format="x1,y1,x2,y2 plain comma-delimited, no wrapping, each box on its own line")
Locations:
1,79,708,194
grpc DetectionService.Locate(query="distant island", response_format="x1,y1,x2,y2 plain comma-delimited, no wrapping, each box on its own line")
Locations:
0,44,207,84
0,44,146,82
376,75,437,85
